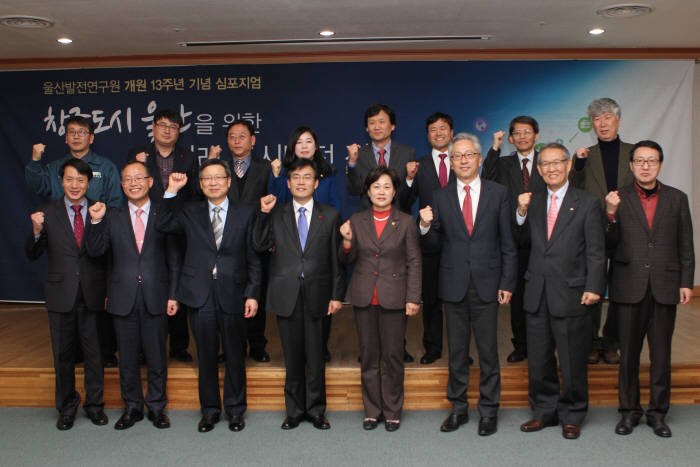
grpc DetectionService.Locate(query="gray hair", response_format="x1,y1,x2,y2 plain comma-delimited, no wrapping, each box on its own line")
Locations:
587,97,621,119
451,132,482,154
539,142,571,160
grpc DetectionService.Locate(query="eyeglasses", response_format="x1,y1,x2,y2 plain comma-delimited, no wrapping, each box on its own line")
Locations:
121,175,150,185
450,152,480,161
511,130,534,137
632,159,660,167
200,175,229,183
66,129,90,137
537,159,568,169
155,122,179,131
290,174,315,182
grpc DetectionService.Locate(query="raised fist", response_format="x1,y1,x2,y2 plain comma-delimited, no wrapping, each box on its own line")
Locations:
406,161,419,181
208,145,222,159
134,151,148,163
32,143,46,161
167,172,188,193
517,192,532,216
260,194,277,213
339,220,352,242
88,202,107,222
30,211,45,235
419,205,433,228
575,147,590,159
492,131,506,151
605,190,621,216
270,158,282,178
346,143,360,164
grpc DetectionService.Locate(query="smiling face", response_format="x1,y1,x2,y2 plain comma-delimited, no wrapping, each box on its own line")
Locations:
199,164,231,205
427,118,453,152
121,163,153,206
64,122,94,157
62,166,89,204
367,173,396,211
536,147,572,192
591,111,621,142
227,123,256,159
365,110,395,147
294,131,317,160
287,165,319,204
630,146,662,189
508,122,539,154
449,139,482,184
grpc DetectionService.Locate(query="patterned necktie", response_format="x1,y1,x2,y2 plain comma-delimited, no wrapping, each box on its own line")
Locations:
547,194,559,240
522,158,530,191
235,159,245,178
378,148,387,167
71,205,84,247
438,153,448,188
212,206,223,249
297,207,308,251
462,186,473,235
134,208,145,253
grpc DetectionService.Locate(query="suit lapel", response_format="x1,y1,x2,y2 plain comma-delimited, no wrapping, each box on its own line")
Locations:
305,203,324,250
284,203,303,255
377,208,400,244
625,184,651,235
446,182,469,238
649,184,668,238
547,188,579,247
56,199,79,251
471,182,489,235
119,205,140,255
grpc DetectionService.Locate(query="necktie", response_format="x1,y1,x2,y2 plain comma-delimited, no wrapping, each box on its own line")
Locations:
297,207,308,251
134,208,145,253
547,194,559,240
522,158,530,191
438,153,448,188
235,159,245,178
212,206,223,249
378,148,387,167
462,186,473,235
71,205,84,247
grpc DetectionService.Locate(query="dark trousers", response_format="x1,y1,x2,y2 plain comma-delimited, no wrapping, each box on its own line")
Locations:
444,284,500,418
113,288,168,413
246,259,268,354
509,247,529,352
526,294,591,426
97,312,117,358
592,257,619,351
167,304,190,354
190,285,247,418
277,289,326,418
355,305,406,420
616,287,677,422
421,252,443,356
47,289,104,417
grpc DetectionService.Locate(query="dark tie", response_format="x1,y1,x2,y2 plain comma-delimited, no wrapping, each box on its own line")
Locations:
71,205,84,247
522,158,530,191
438,153,448,188
297,207,308,251
462,186,473,235
378,148,387,167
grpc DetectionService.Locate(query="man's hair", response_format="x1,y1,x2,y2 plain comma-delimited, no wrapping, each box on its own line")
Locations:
286,157,319,180
587,98,621,119
425,112,453,131
538,142,571,160
199,158,231,178
121,160,151,177
226,119,256,136
508,116,539,135
65,115,95,134
153,109,183,127
364,103,396,127
362,166,401,198
451,132,482,154
59,157,93,180
630,140,664,163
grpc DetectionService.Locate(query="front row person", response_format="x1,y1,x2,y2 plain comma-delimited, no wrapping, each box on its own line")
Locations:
605,141,694,438
26,158,108,431
156,159,262,433
516,143,606,440
84,161,181,430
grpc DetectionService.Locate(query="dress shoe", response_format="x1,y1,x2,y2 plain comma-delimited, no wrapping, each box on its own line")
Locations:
420,353,441,365
148,411,171,429
562,424,581,439
86,410,109,426
114,408,144,430
385,420,400,432
403,350,414,363
440,413,468,432
520,419,558,432
614,415,639,435
308,415,331,430
169,350,193,363
250,350,270,363
507,349,527,363
588,348,601,364
198,414,220,433
56,414,75,431
217,353,226,363
647,418,672,437
363,418,379,430
281,416,303,430
103,354,118,368
229,414,245,432
478,417,498,436
603,349,620,364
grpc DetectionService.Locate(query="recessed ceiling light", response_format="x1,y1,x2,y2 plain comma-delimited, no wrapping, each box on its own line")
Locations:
57,37,73,44
588,28,606,36
319,30,335,37
597,4,654,18
0,15,54,29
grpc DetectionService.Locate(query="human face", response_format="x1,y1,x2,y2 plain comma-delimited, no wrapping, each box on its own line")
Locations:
121,163,153,206
367,174,396,211
64,123,94,157
449,139,481,184
62,166,89,204
591,111,621,142
508,123,538,154
630,146,662,189
427,119,453,152
365,111,395,147
153,117,180,147
286,165,319,204
199,164,231,205
536,147,572,191
227,123,256,159
294,132,317,160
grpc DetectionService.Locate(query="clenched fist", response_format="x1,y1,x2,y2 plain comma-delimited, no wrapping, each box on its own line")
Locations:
30,211,45,236
270,158,282,178
605,190,621,216
405,161,419,181
208,145,222,159
134,151,148,163
32,143,46,161
88,202,107,222
346,143,360,165
575,147,590,159
339,220,352,247
492,130,506,151
419,205,433,228
517,192,532,217
260,194,277,213
166,172,188,193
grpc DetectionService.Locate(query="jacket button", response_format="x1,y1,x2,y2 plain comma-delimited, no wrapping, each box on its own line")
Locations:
648,242,654,248
375,254,379,258
373,271,378,276
644,264,650,269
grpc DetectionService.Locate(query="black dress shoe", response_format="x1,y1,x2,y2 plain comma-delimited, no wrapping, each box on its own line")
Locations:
614,415,639,435
506,349,527,363
217,353,226,363
86,410,109,426
603,349,621,364
440,413,468,432
478,417,498,436
420,353,441,365
385,420,400,432
169,350,193,363
250,351,270,363
148,411,171,429
229,414,245,432
56,414,75,431
647,418,672,437
363,418,378,430
281,416,303,430
588,348,601,364
403,350,414,363
114,408,144,430
308,415,330,430
198,414,220,433
103,354,118,368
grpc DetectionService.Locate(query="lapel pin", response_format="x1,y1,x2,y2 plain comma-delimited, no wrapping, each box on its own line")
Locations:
391,221,397,226
570,207,574,211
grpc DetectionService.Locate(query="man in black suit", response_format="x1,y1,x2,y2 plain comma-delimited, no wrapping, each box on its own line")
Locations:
420,133,517,436
253,158,346,430
605,140,694,438
482,116,546,363
156,159,262,433
85,161,181,430
128,108,200,363
209,120,271,363
516,143,606,440
25,158,108,431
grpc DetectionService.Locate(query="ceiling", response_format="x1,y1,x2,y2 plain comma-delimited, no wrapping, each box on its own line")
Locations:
0,1,699,62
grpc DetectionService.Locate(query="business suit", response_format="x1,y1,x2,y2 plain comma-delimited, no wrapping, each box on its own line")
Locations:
423,178,517,418
253,201,345,419
156,196,262,418
25,198,106,419
340,207,421,421
85,201,181,413
606,182,694,421
518,186,606,426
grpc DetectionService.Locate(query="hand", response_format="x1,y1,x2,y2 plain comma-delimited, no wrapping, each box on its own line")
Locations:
32,143,46,161
30,211,45,236
517,192,532,217
492,130,506,151
134,151,148,163
327,300,343,316
166,299,179,316
260,194,277,213
605,190,621,216
208,145,222,159
581,291,600,306
270,158,282,178
244,298,258,318
406,302,421,316
405,161,419,181
419,205,433,228
346,143,360,164
498,290,512,305
339,220,352,242
575,147,590,159
680,288,692,305
88,202,107,222
166,172,188,193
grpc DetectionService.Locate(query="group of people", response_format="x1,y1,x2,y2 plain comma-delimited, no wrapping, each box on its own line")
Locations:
24,98,693,440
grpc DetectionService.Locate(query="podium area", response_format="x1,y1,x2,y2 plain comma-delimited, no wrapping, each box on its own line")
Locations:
1,301,699,410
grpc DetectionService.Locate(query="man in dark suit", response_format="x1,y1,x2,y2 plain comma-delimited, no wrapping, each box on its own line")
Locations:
420,133,517,436
25,158,108,431
481,116,546,363
156,158,262,433
128,108,200,363
85,161,181,430
209,120,271,363
253,158,346,430
571,98,635,365
516,143,606,440
605,140,694,438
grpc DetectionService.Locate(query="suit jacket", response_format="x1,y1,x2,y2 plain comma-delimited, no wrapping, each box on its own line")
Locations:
25,198,106,312
340,208,421,309
253,202,346,318
84,201,181,316
570,140,635,204
482,149,546,210
405,153,453,210
423,179,517,303
519,186,606,317
225,155,272,206
346,141,416,212
155,197,262,312
606,183,694,305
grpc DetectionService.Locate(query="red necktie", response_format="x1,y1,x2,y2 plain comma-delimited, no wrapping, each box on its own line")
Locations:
134,208,145,253
438,154,448,187
547,194,559,240
378,148,387,167
522,158,530,191
462,186,473,235
71,205,84,247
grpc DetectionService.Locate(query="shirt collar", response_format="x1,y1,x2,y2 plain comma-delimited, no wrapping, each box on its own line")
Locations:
547,181,569,200
372,140,392,156
233,154,251,167
517,150,535,164
128,199,151,216
293,198,314,215
432,148,450,162
456,176,481,194
64,197,87,210
208,197,229,213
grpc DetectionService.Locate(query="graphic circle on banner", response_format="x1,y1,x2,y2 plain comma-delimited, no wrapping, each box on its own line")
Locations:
473,118,488,133
578,117,592,133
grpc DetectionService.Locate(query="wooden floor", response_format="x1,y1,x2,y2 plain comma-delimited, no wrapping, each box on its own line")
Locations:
2,301,700,410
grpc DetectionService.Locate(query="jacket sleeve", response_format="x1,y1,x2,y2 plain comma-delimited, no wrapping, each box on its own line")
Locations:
678,192,695,288
329,211,347,301
102,161,124,208
583,198,607,296
244,212,263,301
251,210,274,254
481,147,501,182
25,159,60,199
405,220,422,304
84,211,111,258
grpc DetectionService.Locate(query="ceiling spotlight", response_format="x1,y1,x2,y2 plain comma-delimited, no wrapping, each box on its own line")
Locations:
319,30,335,37
588,28,606,36
57,37,73,44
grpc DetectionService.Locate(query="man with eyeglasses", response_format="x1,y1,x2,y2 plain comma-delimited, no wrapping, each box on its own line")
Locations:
419,133,516,436
516,143,606,440
571,98,634,366
604,140,694,438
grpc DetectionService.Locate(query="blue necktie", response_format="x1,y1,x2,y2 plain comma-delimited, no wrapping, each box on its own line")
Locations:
297,207,308,251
